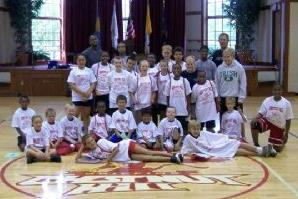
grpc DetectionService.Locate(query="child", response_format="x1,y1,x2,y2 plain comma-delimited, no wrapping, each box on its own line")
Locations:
152,60,171,124
42,108,63,151
107,56,133,113
109,95,137,143
75,134,183,164
88,101,112,141
11,95,36,152
137,111,159,149
157,44,175,72
130,60,157,123
117,42,128,66
191,70,220,133
91,51,115,111
164,64,191,132
215,48,247,117
250,84,294,152
181,56,198,89
157,107,184,152
59,104,83,155
67,54,97,133
181,120,277,159
126,56,138,77
220,97,247,141
25,115,61,164
173,47,187,71
195,45,217,80
147,53,159,78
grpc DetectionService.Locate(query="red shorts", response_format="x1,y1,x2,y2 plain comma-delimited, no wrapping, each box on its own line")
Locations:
254,118,284,146
128,141,137,159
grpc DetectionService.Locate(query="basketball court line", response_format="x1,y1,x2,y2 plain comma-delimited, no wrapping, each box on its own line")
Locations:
256,157,298,197
289,132,298,139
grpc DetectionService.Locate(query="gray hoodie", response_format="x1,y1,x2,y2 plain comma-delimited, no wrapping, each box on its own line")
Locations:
215,60,247,102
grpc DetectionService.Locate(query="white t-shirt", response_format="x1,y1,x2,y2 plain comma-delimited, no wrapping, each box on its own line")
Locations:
88,139,131,162
67,66,97,101
221,110,243,139
148,66,159,77
137,121,158,143
130,74,158,110
42,121,63,142
107,70,133,108
88,114,112,138
157,118,183,141
109,110,137,133
259,96,294,129
11,108,36,132
181,132,240,158
25,127,50,150
59,116,83,140
164,77,192,116
157,73,171,105
91,62,115,95
191,81,218,122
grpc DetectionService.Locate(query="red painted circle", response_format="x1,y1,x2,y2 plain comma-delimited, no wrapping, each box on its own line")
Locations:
0,156,269,198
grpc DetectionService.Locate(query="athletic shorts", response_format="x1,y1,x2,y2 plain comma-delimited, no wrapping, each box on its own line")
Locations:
253,118,284,146
128,141,137,159
73,100,92,107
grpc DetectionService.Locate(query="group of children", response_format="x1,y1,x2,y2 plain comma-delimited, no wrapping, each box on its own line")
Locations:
11,41,294,164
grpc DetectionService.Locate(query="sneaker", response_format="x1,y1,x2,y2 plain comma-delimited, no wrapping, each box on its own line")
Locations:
50,154,62,163
261,145,269,157
170,154,181,164
268,144,277,157
27,156,36,164
177,153,184,163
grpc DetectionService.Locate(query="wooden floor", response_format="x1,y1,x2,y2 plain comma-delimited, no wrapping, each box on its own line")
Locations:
0,96,297,199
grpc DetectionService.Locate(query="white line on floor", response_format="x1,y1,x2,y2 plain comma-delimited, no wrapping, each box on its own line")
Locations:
256,157,298,197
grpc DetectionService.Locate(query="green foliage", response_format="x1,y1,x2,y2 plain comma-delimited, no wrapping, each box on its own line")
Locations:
224,0,261,50
5,0,44,52
32,50,50,61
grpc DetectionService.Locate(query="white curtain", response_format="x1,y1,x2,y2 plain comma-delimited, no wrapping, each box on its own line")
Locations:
251,8,273,63
0,10,16,64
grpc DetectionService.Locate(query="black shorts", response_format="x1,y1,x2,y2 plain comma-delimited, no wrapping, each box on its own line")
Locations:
73,100,92,107
201,120,216,129
157,104,167,113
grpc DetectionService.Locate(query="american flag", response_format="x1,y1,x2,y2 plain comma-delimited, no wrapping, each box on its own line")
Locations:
126,18,135,40
126,0,135,40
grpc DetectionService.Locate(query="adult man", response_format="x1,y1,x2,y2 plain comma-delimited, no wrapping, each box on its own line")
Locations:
212,33,238,66
82,35,102,68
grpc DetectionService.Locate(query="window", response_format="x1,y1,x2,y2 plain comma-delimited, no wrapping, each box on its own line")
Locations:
206,0,236,51
31,0,62,60
122,0,130,39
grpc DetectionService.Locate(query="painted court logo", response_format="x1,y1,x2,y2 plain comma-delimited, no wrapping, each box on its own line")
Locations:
1,157,269,198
